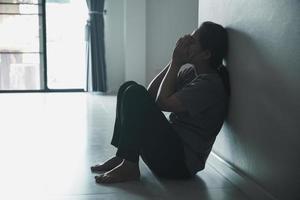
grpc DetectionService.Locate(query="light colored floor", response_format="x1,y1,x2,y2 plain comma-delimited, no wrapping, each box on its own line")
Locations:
0,93,250,200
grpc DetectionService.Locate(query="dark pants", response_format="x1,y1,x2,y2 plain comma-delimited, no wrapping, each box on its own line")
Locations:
111,81,192,179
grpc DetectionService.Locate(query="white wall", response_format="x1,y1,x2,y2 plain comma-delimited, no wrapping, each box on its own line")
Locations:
104,0,198,93
124,0,146,85
146,0,198,85
104,0,146,93
198,0,300,199
104,0,125,94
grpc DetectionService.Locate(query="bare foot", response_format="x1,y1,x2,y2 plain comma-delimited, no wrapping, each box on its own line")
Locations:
91,156,124,172
95,160,140,184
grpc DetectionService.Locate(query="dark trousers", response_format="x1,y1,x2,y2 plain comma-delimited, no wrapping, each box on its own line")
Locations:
111,81,192,179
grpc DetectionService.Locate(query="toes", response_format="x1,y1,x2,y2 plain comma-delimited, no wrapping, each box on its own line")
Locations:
91,166,98,172
95,174,138,184
95,174,111,184
91,165,97,170
102,176,112,183
91,164,99,169
102,176,118,184
95,175,104,183
91,164,106,172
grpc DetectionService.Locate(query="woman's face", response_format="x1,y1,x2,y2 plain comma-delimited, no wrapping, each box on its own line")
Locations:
187,29,205,62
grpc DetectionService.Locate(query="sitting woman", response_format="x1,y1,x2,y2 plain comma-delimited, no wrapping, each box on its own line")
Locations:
91,21,230,184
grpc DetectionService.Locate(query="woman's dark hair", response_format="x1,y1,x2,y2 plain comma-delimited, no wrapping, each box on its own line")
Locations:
198,21,230,96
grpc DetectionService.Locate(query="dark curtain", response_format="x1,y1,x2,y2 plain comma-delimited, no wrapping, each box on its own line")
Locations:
86,0,107,92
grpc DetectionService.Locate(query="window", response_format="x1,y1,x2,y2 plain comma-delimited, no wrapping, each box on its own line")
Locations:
0,0,43,90
46,0,88,89
0,0,88,91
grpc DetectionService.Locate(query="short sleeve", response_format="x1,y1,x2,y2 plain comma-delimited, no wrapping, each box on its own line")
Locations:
176,65,196,90
174,77,218,117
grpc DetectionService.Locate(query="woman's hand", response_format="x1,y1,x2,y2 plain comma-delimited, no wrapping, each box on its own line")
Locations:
172,35,194,67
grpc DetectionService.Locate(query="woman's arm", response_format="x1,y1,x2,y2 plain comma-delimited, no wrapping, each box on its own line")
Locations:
147,60,171,100
155,60,186,112
155,35,191,112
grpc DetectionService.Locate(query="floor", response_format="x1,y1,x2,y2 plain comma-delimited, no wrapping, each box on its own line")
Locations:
0,93,250,200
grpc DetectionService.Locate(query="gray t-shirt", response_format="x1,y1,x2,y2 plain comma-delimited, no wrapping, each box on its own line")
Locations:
168,64,229,175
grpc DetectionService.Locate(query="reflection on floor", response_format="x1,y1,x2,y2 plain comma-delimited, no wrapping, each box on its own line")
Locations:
0,93,250,200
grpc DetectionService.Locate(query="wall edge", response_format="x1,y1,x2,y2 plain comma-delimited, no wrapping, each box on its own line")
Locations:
207,151,278,200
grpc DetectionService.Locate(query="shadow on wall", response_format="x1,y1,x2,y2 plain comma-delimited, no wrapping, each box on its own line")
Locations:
224,27,298,135
216,27,300,199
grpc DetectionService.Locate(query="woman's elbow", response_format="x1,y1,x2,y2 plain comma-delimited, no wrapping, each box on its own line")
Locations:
154,99,166,111
155,96,187,113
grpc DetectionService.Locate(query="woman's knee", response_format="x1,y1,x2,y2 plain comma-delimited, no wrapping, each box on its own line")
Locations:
118,81,138,97
123,84,148,100
121,84,157,115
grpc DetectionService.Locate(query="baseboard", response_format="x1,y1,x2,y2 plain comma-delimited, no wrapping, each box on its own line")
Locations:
207,151,278,200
